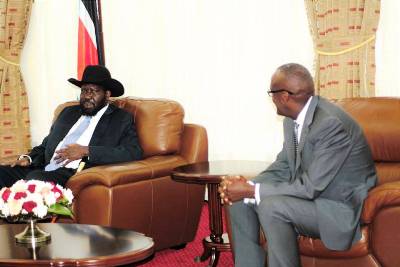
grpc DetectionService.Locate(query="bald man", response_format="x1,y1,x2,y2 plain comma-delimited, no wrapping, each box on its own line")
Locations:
220,63,377,267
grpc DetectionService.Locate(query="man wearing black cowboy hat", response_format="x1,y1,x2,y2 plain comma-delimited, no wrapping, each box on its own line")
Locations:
0,65,143,187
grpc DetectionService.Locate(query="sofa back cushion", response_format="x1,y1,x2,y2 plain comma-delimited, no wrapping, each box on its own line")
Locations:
53,97,184,158
113,97,184,157
334,97,400,185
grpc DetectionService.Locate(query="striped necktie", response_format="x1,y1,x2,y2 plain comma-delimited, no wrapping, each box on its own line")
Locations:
45,116,91,171
293,122,299,162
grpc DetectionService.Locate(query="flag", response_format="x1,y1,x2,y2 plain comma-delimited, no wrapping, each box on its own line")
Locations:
77,0,105,79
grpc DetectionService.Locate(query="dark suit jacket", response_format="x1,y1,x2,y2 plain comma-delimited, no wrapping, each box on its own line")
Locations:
253,96,377,250
28,104,142,169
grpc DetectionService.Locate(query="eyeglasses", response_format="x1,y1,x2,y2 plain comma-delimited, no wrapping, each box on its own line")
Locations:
267,89,295,97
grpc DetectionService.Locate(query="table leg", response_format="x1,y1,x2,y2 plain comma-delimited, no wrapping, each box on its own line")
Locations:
207,183,224,243
194,183,224,266
208,247,220,267
195,240,221,267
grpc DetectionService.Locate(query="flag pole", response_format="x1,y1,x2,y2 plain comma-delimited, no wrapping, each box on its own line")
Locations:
77,0,105,78
96,0,105,65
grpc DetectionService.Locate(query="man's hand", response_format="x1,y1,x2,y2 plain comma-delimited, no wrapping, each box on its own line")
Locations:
7,158,31,167
219,175,255,205
54,144,89,166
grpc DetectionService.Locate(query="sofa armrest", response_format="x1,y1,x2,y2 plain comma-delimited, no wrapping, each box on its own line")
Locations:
66,155,187,195
180,124,208,163
361,181,400,223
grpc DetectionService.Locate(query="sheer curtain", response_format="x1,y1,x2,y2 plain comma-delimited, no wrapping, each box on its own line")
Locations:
0,0,33,163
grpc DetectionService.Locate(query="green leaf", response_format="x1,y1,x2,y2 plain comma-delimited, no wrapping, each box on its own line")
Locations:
57,198,69,205
48,203,73,218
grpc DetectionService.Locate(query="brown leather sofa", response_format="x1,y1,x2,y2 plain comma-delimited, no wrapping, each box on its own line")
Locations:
227,97,400,267
55,97,208,251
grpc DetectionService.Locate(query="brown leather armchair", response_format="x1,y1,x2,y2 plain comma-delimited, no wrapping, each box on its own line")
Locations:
298,97,400,267
55,97,208,251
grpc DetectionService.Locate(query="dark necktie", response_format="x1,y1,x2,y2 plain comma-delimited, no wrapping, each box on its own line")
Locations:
45,116,91,171
293,122,299,162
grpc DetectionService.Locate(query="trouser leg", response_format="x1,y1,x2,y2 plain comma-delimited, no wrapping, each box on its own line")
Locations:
257,195,320,267
26,168,76,187
0,165,75,188
228,201,266,267
0,165,34,188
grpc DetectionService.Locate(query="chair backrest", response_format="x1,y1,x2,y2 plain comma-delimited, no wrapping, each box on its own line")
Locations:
334,97,400,185
53,97,185,158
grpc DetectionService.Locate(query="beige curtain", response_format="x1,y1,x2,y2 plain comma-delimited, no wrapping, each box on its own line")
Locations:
305,0,381,99
0,0,32,163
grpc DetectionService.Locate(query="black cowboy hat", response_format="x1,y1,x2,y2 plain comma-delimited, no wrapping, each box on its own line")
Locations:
68,65,124,97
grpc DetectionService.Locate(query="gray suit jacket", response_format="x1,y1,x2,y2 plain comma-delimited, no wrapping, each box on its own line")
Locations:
253,96,377,250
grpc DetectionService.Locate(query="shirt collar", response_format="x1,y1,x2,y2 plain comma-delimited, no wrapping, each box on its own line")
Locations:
294,96,313,126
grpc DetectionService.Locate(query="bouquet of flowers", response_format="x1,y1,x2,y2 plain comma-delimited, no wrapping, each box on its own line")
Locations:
0,180,74,221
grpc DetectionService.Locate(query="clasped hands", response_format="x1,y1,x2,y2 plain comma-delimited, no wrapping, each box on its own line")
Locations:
218,175,256,205
53,144,89,166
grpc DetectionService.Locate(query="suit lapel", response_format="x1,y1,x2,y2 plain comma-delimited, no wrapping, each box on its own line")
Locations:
89,105,115,146
55,107,81,141
284,119,297,176
46,106,81,162
295,96,319,171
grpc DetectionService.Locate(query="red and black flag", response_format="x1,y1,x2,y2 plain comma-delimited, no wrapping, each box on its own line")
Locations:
78,0,105,79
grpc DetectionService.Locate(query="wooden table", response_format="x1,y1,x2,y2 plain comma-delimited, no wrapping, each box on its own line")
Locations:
172,160,270,267
0,223,154,266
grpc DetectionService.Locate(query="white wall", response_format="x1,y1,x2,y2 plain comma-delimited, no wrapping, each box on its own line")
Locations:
375,0,400,96
20,0,399,162
21,0,78,146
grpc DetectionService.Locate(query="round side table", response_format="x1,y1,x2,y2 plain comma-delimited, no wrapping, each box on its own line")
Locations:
172,160,270,267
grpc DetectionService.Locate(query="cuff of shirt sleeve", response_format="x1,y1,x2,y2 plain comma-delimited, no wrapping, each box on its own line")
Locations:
18,154,32,164
243,181,260,205
254,183,260,205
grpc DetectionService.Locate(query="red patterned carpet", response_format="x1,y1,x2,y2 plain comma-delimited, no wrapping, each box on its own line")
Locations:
139,202,234,267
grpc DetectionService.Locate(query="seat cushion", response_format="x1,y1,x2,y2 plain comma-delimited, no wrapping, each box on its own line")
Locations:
299,226,369,258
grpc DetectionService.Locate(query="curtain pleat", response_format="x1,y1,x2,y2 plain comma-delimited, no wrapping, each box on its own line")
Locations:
305,0,381,99
0,0,33,163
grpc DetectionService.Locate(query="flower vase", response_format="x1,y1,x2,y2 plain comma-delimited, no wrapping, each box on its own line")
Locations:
15,219,51,244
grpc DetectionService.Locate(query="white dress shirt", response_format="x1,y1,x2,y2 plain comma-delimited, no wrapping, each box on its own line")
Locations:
50,104,109,169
